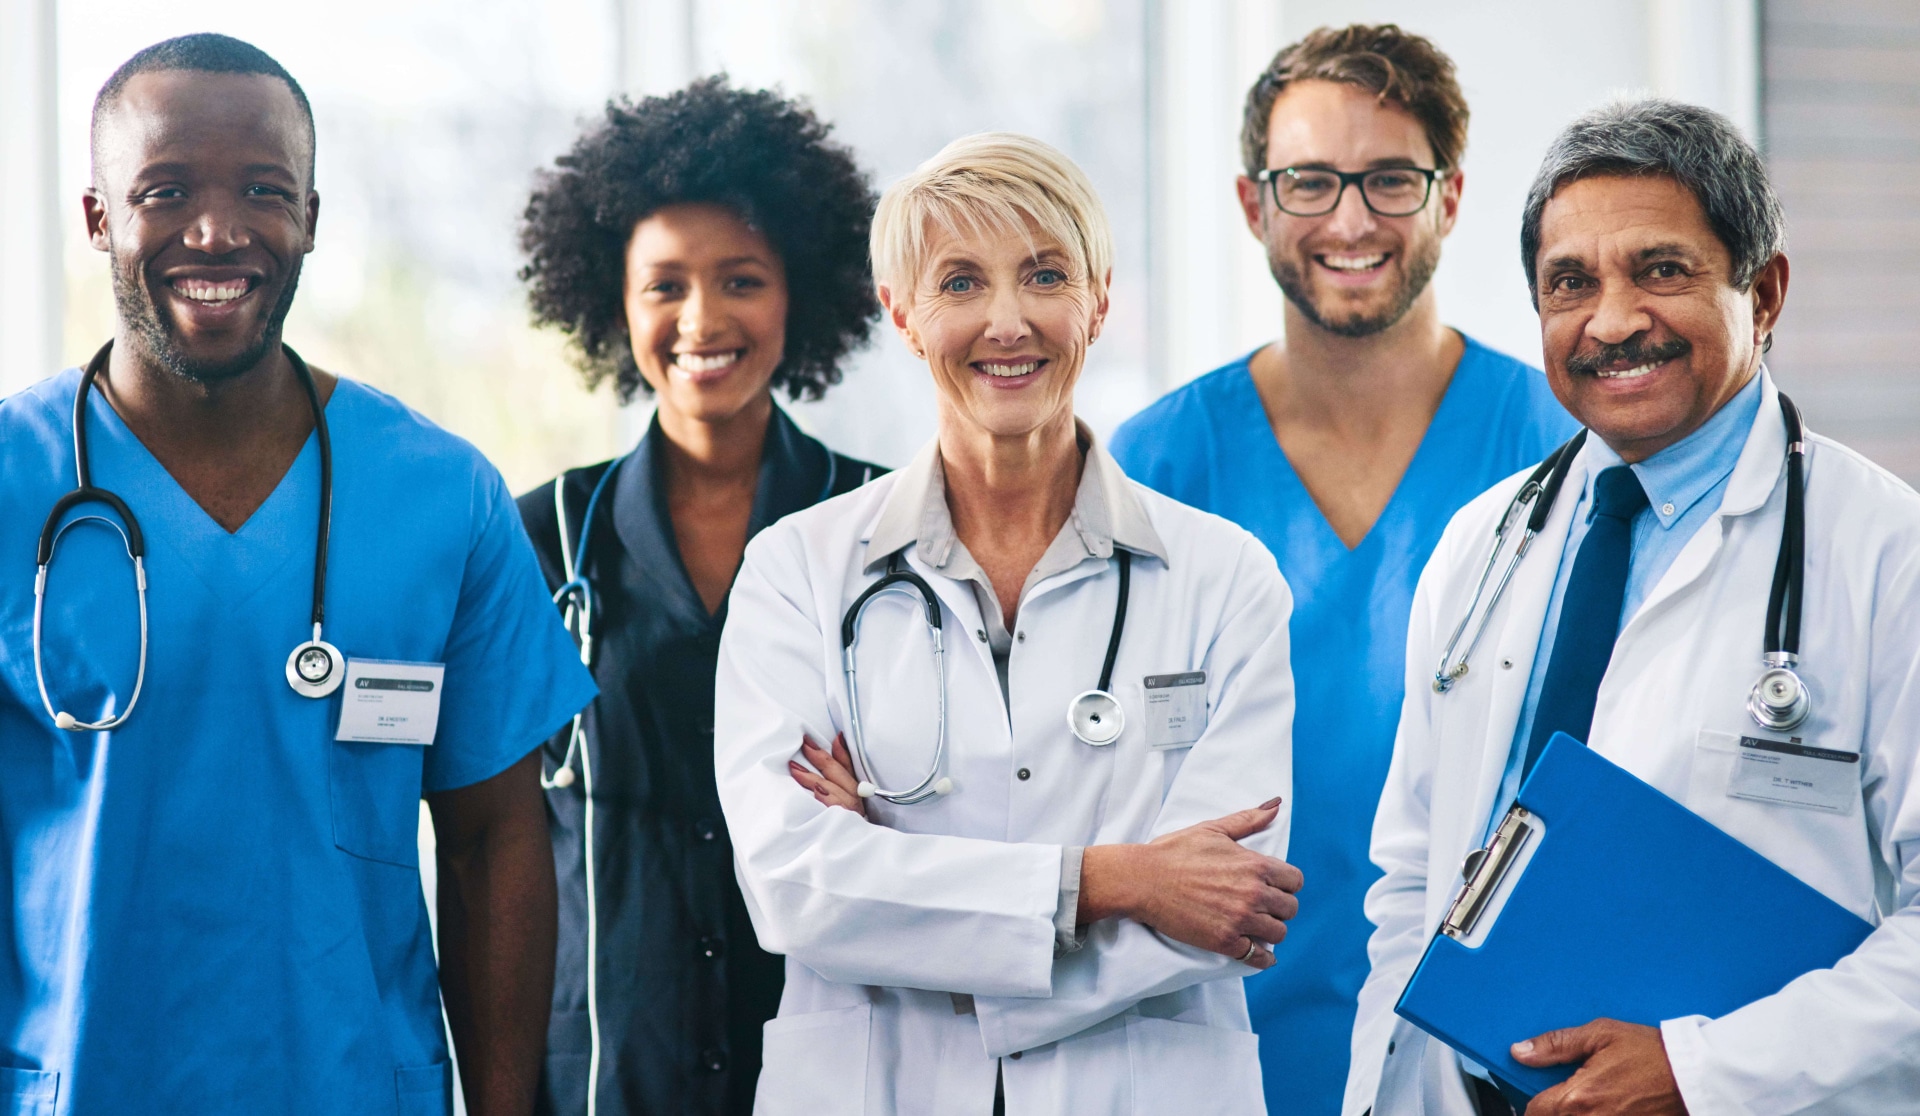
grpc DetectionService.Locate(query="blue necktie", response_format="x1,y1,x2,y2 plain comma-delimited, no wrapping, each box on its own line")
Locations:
1521,465,1649,778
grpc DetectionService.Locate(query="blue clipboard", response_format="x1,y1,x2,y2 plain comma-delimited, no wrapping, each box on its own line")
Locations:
1394,732,1874,1098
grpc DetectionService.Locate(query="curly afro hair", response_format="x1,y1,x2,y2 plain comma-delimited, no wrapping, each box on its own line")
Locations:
521,77,879,402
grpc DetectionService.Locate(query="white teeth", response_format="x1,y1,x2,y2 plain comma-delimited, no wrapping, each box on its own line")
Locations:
1322,254,1386,271
1596,362,1658,380
674,351,741,373
979,361,1040,378
174,279,248,302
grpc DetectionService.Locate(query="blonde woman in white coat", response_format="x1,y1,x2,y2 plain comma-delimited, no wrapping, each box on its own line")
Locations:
714,134,1306,1116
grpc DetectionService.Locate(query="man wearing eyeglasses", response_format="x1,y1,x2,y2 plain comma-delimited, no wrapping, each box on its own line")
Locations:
1112,24,1575,1116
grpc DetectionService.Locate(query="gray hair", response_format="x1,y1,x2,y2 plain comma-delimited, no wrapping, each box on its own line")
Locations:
1520,99,1784,298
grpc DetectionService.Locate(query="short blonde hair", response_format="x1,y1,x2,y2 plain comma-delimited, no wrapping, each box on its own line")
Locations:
871,132,1113,303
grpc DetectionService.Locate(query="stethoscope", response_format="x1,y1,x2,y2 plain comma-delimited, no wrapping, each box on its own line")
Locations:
1432,390,1811,733
840,547,1132,805
539,442,866,1116
33,341,339,733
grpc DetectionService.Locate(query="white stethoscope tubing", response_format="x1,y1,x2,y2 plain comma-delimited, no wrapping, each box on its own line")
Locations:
33,515,148,732
544,463,616,1116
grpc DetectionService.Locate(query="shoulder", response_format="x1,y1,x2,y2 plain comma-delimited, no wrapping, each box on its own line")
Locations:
1129,478,1284,589
1455,334,1577,436
516,459,618,577
333,380,503,494
744,468,900,573
824,450,889,497
1110,353,1258,467
1807,432,1920,544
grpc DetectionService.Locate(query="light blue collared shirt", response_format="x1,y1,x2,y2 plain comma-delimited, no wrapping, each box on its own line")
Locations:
1482,370,1766,840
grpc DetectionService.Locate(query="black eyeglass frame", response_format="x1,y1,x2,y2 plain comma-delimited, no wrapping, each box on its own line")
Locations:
1255,166,1448,218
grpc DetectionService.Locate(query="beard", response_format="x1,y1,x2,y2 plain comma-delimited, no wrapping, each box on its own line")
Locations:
110,251,302,384
1268,230,1441,339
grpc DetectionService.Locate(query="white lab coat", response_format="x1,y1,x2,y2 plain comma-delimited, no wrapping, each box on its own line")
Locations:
1346,372,1920,1116
715,443,1295,1116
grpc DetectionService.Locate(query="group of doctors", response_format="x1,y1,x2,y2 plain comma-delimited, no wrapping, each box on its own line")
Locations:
3,19,1918,1116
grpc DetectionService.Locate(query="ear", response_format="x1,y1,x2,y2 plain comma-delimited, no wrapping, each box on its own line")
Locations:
879,284,923,358
1235,175,1265,240
303,190,321,253
84,189,111,252
1436,168,1464,238
1749,252,1789,350
1087,269,1113,344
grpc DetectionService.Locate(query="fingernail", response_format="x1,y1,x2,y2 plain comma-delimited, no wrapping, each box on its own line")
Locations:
1514,1040,1533,1056
1260,796,1282,810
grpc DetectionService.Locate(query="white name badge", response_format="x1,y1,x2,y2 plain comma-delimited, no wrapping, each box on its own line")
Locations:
1144,671,1207,750
334,658,447,745
1728,734,1859,814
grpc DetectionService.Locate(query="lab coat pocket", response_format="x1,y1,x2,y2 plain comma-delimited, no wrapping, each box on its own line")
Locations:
1123,1016,1262,1115
757,1004,871,1116
330,740,427,867
394,1061,451,1116
0,1068,56,1116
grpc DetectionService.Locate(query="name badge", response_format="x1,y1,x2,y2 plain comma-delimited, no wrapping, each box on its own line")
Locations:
1144,671,1207,750
1728,735,1858,814
334,658,446,745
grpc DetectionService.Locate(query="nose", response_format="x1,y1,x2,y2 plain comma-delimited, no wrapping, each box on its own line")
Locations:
678,281,721,342
982,281,1031,347
1585,279,1655,347
1319,179,1380,243
180,197,251,257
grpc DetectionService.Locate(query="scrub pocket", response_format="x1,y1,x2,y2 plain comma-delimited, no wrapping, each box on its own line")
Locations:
0,1069,57,1116
331,740,428,867
1123,1016,1263,1115
757,1004,871,1116
395,1061,451,1116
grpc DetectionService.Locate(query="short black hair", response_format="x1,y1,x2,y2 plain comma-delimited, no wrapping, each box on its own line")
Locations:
1521,99,1784,299
520,77,879,403
92,33,316,178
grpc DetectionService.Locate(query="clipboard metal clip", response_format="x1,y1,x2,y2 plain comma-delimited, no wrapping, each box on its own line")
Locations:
1441,806,1534,942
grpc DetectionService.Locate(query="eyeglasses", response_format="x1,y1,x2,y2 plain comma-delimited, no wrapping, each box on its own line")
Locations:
1256,166,1445,218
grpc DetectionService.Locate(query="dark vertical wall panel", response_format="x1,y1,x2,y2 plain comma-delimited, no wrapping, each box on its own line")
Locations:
1765,0,1920,481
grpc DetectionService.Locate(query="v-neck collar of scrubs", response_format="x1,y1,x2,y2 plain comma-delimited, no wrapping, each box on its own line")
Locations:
610,402,837,628
81,369,334,606
1233,333,1480,555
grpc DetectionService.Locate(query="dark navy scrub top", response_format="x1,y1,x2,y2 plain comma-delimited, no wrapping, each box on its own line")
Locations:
1111,335,1575,1116
517,404,882,1116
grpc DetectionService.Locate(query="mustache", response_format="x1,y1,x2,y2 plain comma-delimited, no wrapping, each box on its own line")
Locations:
1565,336,1691,377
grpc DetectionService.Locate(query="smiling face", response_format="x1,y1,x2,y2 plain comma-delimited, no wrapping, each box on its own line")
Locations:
882,216,1108,441
86,69,318,383
623,202,789,426
1533,174,1787,462
1239,79,1459,337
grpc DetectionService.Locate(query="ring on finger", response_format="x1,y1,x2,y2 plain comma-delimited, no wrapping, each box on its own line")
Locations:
1239,940,1259,962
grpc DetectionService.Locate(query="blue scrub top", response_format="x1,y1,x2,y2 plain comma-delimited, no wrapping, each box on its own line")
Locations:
0,369,596,1116
1111,335,1575,1116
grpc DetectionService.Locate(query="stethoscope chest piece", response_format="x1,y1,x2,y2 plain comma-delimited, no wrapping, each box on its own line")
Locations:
1068,689,1125,746
1748,662,1810,732
286,635,345,698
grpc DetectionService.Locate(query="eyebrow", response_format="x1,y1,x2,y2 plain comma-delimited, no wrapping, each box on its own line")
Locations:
1633,242,1698,262
1272,157,1426,172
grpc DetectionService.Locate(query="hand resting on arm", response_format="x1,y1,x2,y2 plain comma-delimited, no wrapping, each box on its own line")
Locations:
790,733,1303,969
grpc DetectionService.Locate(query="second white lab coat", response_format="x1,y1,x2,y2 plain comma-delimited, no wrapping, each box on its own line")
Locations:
715,445,1295,1116
1345,372,1920,1116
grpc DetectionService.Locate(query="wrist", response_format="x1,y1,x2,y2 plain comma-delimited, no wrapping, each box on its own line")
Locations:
1078,843,1147,925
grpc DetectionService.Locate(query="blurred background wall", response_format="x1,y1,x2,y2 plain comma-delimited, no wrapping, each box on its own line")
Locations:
1,0,1911,489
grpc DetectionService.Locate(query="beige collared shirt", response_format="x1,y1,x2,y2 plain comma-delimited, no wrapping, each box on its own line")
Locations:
864,423,1170,969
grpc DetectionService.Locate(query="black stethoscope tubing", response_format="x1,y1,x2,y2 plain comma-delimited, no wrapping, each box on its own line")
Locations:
1432,390,1809,732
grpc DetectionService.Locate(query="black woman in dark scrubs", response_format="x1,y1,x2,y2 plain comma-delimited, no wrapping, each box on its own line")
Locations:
515,78,883,1116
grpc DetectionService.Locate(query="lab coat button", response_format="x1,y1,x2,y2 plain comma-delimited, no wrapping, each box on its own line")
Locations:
976,629,987,642
700,1048,727,1072
695,819,718,842
699,935,725,959
1016,631,1026,642
1017,768,1031,781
